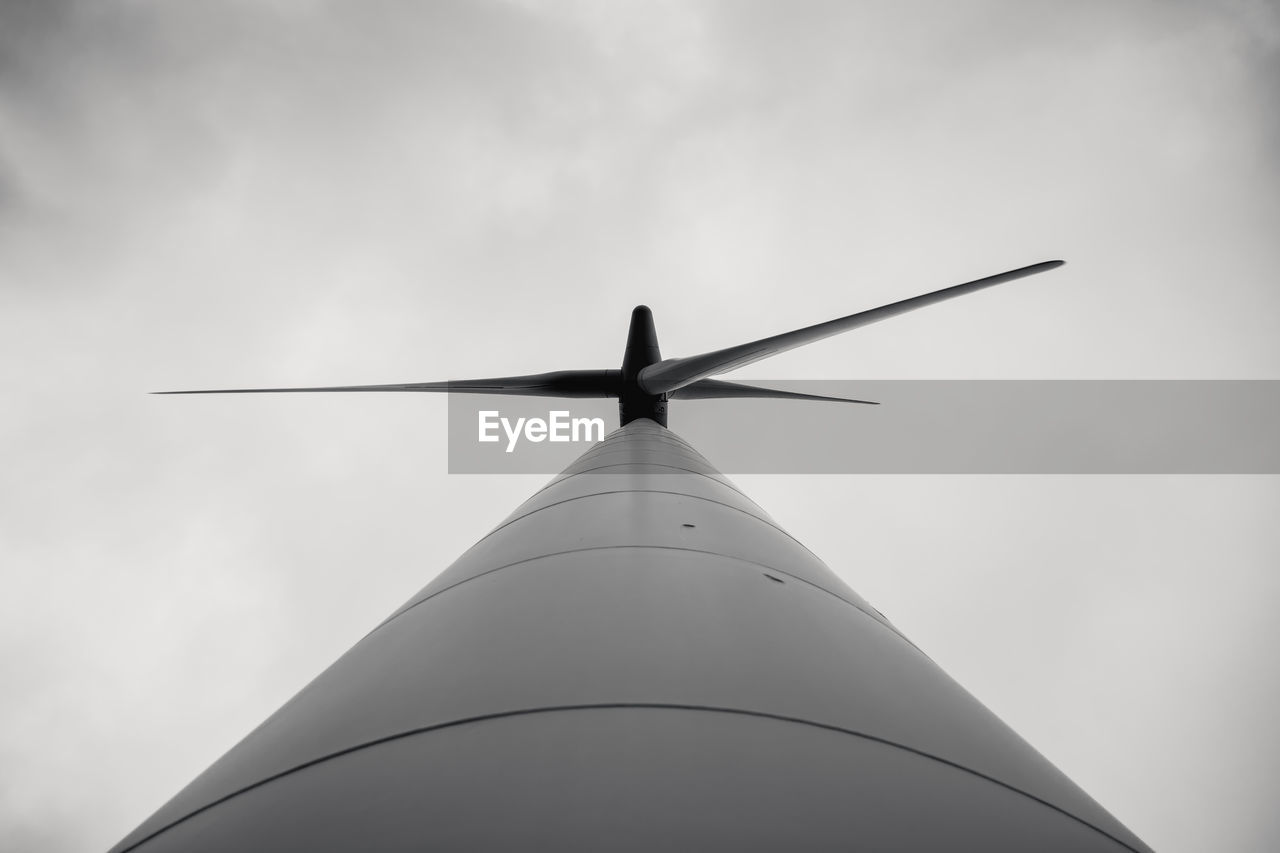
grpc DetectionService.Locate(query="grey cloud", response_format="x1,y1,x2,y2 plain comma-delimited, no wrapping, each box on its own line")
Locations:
1,3,1277,852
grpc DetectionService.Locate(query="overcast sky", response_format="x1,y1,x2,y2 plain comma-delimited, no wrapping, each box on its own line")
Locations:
2,1,1278,851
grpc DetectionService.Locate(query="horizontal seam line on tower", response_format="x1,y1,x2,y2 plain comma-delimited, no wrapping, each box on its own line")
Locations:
524,460,755,505
569,447,715,472
113,703,1146,853
523,456,832,566
366,544,914,652
588,430,697,447
484,487,830,572
578,433,710,457
483,488,787,543
598,430,694,450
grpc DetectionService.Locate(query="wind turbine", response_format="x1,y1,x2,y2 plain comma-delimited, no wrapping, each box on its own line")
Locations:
115,259,1153,852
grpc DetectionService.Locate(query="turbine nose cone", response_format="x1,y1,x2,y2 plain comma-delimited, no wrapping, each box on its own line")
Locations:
622,304,662,380
627,305,656,339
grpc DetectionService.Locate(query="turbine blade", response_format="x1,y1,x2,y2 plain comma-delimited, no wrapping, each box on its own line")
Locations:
638,260,1065,395
154,370,622,398
670,378,878,405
